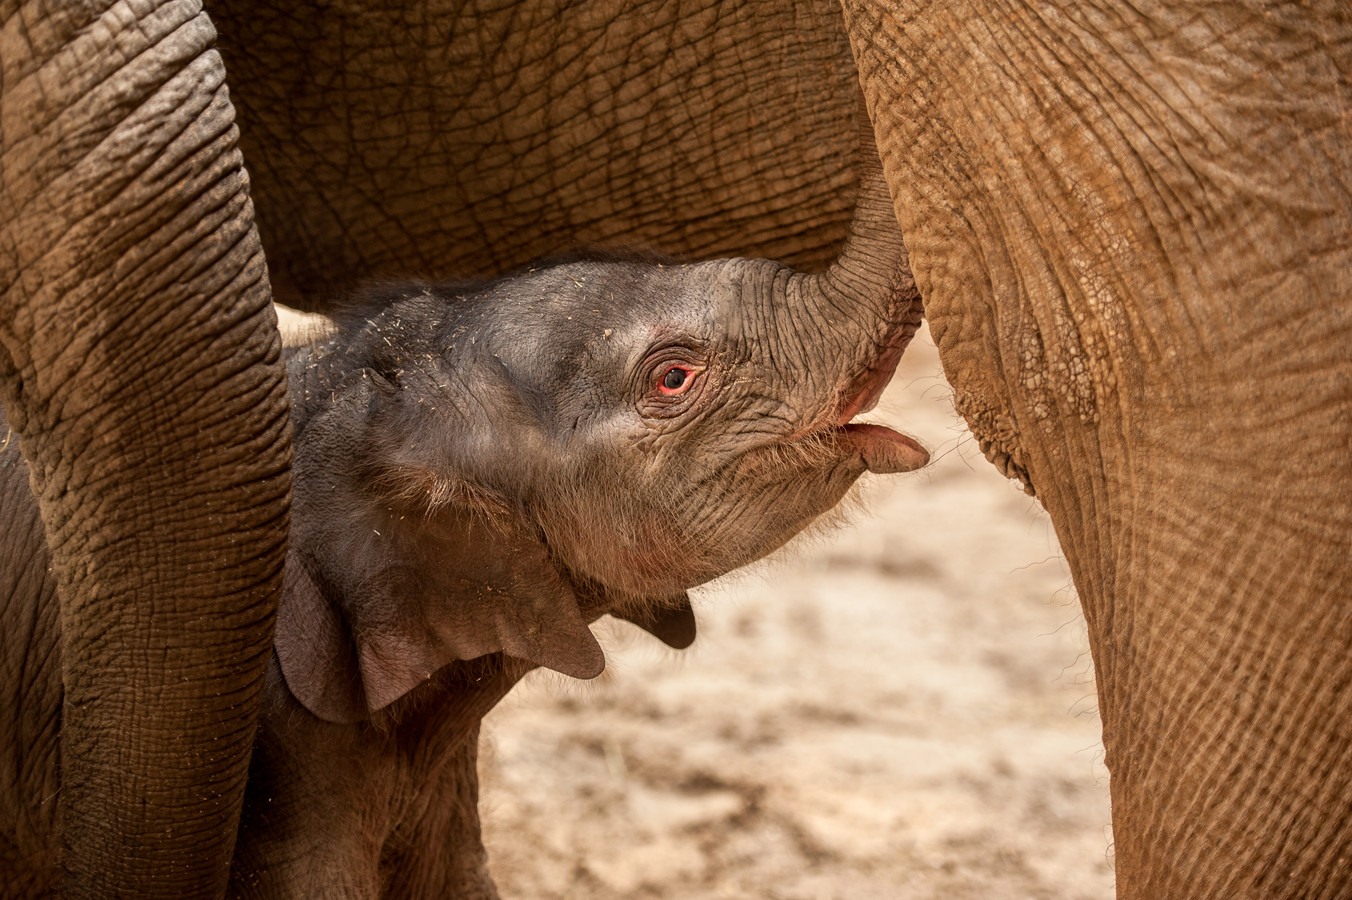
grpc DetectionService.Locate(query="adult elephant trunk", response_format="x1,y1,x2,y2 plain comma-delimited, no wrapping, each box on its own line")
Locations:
0,1,290,896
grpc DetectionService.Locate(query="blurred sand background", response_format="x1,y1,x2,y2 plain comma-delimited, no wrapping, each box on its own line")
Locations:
479,325,1115,899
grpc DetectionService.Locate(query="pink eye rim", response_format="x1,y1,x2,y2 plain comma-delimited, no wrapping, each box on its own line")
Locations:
658,364,694,395
636,344,710,419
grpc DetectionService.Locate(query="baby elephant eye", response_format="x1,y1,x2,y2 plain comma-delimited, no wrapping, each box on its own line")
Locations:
639,352,707,416
661,366,690,393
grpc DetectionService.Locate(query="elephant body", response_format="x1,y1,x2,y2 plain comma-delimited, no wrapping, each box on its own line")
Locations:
214,3,1351,894
203,0,863,306
844,5,1352,894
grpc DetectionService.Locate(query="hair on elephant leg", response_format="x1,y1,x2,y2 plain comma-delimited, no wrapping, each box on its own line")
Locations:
228,658,523,899
377,724,497,900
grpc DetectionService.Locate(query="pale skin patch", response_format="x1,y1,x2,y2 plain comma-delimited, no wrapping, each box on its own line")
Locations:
274,303,337,347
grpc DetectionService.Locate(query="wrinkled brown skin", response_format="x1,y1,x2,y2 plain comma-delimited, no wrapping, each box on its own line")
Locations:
201,0,1352,897
0,1,290,896
205,0,864,303
842,4,1352,896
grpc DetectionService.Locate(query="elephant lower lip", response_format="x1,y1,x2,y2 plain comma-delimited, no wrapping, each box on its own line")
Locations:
839,423,929,474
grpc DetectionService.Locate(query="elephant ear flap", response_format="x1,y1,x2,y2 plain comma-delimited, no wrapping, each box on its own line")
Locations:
612,594,698,649
275,504,605,725
423,518,608,686
275,557,369,724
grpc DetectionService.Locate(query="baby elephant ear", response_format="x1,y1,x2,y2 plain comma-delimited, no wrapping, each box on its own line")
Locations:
612,595,698,650
275,501,605,724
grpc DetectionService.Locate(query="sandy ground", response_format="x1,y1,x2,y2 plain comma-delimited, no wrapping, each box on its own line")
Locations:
478,325,1115,899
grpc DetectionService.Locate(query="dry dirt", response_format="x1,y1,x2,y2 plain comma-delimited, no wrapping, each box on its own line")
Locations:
478,326,1115,899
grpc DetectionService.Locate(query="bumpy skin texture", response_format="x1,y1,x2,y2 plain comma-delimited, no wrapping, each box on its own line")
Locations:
205,0,862,306
841,2,1352,897
0,1,291,896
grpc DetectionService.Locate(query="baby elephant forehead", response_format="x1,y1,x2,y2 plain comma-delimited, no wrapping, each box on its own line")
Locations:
554,258,722,312
499,261,719,351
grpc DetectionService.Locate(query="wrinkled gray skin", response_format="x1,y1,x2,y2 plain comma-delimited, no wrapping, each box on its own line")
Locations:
2,141,928,896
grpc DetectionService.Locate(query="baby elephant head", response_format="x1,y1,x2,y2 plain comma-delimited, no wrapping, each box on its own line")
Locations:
278,144,926,724
435,252,928,601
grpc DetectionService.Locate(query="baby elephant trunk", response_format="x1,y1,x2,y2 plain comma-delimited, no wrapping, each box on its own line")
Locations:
739,105,927,473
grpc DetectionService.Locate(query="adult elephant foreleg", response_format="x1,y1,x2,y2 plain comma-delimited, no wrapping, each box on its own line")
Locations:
844,1,1352,897
0,1,290,896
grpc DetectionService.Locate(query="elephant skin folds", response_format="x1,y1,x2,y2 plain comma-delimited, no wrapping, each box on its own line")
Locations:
0,0,291,896
843,0,1352,896
206,0,862,308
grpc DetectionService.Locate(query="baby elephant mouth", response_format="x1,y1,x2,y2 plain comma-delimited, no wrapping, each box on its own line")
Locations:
831,318,929,475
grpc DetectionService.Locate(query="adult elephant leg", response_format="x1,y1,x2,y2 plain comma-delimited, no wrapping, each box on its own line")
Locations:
844,1,1352,897
0,1,290,896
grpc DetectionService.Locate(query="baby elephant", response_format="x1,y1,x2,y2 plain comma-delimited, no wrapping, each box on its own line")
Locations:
0,153,927,900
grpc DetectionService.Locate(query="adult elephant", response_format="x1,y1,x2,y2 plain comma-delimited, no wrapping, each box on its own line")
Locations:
0,2,290,897
3,1,1347,899
206,0,1351,897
